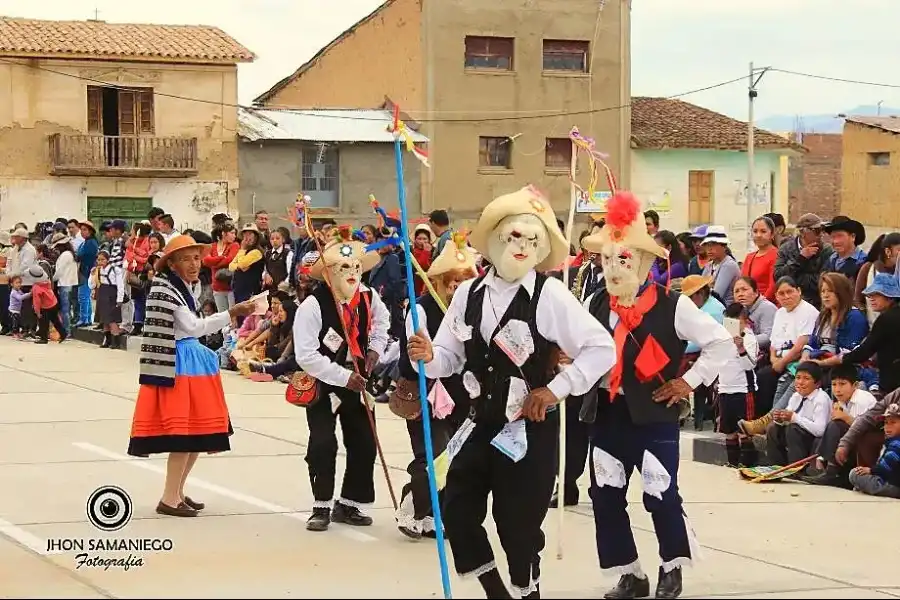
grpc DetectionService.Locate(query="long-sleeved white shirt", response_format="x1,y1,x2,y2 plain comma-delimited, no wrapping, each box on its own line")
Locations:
415,270,617,400
53,250,79,288
91,264,126,304
585,291,734,392
173,281,231,340
717,327,759,394
292,284,390,387
786,388,831,437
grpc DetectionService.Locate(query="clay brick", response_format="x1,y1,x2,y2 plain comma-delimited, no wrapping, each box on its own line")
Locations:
788,133,841,222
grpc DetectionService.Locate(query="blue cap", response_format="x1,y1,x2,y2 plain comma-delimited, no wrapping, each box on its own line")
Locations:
689,225,708,239
862,272,900,299
110,219,128,231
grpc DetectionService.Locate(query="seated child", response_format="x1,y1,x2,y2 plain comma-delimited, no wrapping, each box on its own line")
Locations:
718,302,759,467
849,403,900,499
766,361,830,471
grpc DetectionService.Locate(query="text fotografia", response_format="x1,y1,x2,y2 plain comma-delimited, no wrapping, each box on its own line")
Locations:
47,538,174,572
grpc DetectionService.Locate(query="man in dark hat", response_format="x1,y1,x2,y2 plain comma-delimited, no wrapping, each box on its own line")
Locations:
823,215,867,283
774,213,834,309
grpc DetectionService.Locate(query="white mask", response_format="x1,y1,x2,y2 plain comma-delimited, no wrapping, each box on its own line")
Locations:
328,258,363,302
599,241,655,306
487,214,551,282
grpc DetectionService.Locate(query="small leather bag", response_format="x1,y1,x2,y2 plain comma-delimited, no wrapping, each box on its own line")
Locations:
285,371,320,408
389,377,422,420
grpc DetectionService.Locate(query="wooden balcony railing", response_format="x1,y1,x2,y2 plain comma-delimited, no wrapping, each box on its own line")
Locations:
49,134,199,177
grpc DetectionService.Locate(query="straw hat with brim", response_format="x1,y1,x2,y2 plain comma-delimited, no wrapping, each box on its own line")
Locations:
241,223,262,236
11,227,28,239
23,265,49,285
155,234,210,271
700,225,730,247
823,215,866,246
79,220,96,234
428,233,478,279
862,272,900,299
308,239,380,282
468,186,569,272
50,233,71,246
680,274,714,297
581,192,667,259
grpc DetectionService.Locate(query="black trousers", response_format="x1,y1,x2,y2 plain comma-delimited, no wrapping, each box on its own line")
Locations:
443,411,558,597
305,384,377,509
398,415,455,531
37,305,65,341
560,394,590,486
765,422,816,466
816,419,851,465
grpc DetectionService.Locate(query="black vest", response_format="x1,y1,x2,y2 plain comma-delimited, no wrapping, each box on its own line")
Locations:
588,284,686,425
264,247,290,286
462,272,557,424
398,293,469,417
313,284,371,371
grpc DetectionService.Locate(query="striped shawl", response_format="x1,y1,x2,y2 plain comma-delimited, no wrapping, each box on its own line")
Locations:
139,275,193,387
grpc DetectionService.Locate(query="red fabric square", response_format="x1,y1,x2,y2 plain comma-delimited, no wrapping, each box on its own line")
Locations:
634,334,671,383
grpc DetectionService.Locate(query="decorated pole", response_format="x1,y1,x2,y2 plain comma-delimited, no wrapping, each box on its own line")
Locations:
390,105,453,599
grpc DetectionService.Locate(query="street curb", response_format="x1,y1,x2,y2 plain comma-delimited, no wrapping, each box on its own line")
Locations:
69,327,140,352
692,435,771,466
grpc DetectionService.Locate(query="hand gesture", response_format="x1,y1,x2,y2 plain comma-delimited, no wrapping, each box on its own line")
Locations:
364,350,379,375
229,300,256,318
800,243,820,259
852,466,871,476
522,387,560,422
652,377,692,407
263,273,273,287
835,446,849,466
346,372,368,393
831,405,845,421
733,335,745,353
407,331,434,363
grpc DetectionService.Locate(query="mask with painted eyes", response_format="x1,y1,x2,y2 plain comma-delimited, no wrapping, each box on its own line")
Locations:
328,258,363,301
487,214,551,282
599,242,655,306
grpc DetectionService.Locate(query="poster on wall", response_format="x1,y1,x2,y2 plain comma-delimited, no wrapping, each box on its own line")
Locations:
575,190,612,214
647,190,672,214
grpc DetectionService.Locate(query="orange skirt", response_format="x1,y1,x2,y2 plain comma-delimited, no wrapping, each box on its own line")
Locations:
128,338,232,457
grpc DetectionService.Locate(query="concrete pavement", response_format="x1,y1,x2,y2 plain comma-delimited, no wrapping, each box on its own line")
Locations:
0,336,898,599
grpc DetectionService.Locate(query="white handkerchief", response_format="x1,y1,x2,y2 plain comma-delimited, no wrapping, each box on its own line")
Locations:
592,447,627,489
494,319,534,367
491,419,528,462
506,377,528,422
446,418,476,462
641,450,672,500
462,371,481,399
323,328,343,353
330,393,342,414
449,314,473,342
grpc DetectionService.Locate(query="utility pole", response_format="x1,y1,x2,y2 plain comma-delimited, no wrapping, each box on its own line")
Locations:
747,62,769,254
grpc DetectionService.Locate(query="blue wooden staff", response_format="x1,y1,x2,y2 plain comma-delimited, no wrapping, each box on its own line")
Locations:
391,105,453,600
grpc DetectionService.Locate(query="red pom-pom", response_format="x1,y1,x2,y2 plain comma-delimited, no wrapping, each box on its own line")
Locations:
606,191,640,230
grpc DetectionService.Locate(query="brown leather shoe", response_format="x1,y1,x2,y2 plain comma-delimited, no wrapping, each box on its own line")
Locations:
183,496,205,510
156,501,198,517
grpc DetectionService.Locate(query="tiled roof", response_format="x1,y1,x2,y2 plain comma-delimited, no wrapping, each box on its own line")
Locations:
238,107,428,143
631,97,803,152
844,115,900,135
0,16,255,63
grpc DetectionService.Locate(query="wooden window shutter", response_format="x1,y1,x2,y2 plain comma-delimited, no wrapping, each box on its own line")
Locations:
87,87,102,133
137,90,154,134
118,90,136,135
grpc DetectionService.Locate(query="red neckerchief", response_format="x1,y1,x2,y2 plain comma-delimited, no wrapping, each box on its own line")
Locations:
342,290,364,359
608,283,658,399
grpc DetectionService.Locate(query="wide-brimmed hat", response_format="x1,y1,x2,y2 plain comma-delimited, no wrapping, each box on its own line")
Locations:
23,265,49,285
428,231,478,279
688,225,708,240
823,215,866,246
11,227,28,239
680,274,714,297
78,220,96,234
241,222,262,238
700,225,730,247
581,191,667,259
50,233,71,246
308,226,380,281
155,234,210,271
862,272,900,299
469,185,569,272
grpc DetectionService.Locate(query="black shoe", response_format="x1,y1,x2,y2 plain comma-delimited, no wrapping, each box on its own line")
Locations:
109,334,124,350
306,508,330,532
132,323,143,336
33,338,49,344
655,567,682,599
398,525,422,540
99,332,111,348
604,574,650,599
331,501,373,526
549,484,579,508
801,465,847,488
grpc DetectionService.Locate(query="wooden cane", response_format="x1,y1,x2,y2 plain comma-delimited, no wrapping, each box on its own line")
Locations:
748,454,818,483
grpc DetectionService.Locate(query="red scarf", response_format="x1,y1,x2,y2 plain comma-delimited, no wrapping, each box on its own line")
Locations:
340,290,372,359
608,284,658,399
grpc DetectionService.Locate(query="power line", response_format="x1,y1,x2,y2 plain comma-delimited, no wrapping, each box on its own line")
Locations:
0,55,746,123
770,68,900,90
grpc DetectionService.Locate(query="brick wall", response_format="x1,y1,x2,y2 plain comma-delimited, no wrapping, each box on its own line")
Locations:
788,133,842,222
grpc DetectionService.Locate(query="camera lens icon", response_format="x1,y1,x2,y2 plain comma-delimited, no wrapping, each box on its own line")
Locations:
86,486,133,532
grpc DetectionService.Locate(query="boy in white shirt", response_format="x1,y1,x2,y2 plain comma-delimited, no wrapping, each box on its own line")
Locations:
718,303,759,467
766,361,831,470
803,363,877,487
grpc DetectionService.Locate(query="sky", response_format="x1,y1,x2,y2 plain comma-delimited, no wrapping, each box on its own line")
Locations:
2,0,900,123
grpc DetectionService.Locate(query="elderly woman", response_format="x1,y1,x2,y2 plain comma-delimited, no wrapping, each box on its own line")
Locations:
733,276,777,354
128,235,254,517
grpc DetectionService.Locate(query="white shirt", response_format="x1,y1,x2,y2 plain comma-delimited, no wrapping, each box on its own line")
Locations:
717,327,759,394
161,230,179,245
173,281,231,340
578,263,604,302
786,388,831,437
770,300,819,356
585,291,734,391
292,284,391,387
53,250,79,288
416,269,617,400
839,388,878,420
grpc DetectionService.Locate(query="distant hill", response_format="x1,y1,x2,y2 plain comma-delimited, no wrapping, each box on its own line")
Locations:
757,105,900,134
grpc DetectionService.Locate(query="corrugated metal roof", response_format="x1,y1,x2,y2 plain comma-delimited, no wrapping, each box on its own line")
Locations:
237,107,428,143
845,115,900,135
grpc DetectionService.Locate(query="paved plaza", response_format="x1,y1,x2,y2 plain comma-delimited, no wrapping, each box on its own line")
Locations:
0,336,898,599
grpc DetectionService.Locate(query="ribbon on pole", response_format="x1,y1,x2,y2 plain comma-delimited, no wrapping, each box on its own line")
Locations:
291,194,398,510
389,105,453,600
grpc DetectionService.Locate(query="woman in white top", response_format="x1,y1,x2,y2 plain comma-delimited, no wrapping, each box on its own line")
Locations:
51,233,78,335
127,235,254,518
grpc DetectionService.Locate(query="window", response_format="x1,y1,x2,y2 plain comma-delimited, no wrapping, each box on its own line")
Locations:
479,137,511,169
86,85,154,135
869,152,890,166
543,40,589,72
465,36,514,70
545,138,572,169
688,170,713,225
303,144,339,208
